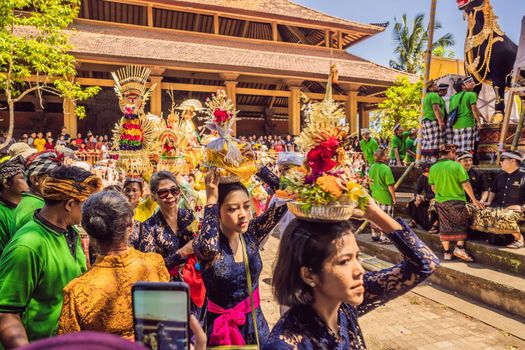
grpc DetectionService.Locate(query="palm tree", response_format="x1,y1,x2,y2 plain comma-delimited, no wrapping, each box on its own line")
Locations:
389,13,455,74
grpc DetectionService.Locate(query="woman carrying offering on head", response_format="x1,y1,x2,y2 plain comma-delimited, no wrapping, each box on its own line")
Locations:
265,199,439,349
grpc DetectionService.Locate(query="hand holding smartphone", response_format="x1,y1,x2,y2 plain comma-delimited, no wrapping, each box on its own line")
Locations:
132,282,190,350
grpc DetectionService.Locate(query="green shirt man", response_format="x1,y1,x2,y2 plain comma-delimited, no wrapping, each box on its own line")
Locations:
423,91,446,122
428,159,469,203
368,162,395,205
0,214,87,342
360,136,379,165
12,192,44,234
450,91,478,129
0,198,17,256
389,131,410,162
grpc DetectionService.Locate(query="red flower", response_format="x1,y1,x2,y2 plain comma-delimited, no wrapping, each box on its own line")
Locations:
321,137,339,151
213,109,230,123
307,143,338,175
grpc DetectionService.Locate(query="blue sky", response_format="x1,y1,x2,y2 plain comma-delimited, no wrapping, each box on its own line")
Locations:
295,0,523,67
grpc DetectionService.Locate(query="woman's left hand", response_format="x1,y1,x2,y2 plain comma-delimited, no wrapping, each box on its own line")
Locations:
177,240,194,258
205,167,220,205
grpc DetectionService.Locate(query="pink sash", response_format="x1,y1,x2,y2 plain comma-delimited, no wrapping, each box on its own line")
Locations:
207,288,261,346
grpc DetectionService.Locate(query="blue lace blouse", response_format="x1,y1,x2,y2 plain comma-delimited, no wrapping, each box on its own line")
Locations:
193,167,286,346
264,219,440,350
129,208,195,269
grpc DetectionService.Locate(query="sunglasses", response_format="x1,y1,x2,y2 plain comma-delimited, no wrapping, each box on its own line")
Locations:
156,186,181,199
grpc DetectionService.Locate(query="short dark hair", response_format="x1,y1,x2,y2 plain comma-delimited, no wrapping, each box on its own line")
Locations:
149,171,178,194
218,182,249,208
273,219,354,307
82,190,133,244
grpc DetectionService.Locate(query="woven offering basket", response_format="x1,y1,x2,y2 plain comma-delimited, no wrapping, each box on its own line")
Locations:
287,202,357,222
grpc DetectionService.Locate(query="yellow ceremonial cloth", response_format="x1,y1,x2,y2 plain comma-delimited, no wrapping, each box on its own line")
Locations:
134,197,158,223
57,248,169,339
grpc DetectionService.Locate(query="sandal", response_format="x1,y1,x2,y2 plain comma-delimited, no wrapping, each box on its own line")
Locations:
379,236,392,244
428,226,439,234
506,240,525,249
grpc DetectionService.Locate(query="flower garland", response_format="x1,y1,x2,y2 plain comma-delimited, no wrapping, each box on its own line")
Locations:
119,113,144,151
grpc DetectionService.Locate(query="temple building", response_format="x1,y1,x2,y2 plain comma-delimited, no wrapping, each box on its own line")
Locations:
3,0,408,137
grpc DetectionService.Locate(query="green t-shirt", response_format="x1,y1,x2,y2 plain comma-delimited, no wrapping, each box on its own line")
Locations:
389,131,410,160
0,215,86,342
450,91,477,129
368,162,395,205
404,137,416,163
428,159,469,203
360,137,379,165
12,193,44,235
0,199,17,257
423,92,446,121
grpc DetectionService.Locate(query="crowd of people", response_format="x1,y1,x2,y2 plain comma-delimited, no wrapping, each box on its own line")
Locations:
0,140,440,350
0,72,519,349
0,127,114,160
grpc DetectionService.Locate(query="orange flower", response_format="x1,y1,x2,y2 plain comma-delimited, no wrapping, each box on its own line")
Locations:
316,175,342,198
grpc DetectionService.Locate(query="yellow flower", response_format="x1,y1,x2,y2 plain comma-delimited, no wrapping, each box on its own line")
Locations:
292,166,308,174
347,182,368,203
316,175,343,198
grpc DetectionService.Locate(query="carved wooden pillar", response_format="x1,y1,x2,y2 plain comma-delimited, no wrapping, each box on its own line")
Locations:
221,73,240,136
285,79,303,136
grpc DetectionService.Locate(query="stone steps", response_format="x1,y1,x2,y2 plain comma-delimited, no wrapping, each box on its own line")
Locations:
390,196,525,275
357,233,525,320
360,252,525,341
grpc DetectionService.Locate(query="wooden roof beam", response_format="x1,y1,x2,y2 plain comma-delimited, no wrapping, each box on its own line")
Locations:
286,25,310,45
193,13,201,31
100,0,379,38
241,20,250,38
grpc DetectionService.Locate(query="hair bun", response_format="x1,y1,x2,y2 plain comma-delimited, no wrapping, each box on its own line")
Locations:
89,215,108,235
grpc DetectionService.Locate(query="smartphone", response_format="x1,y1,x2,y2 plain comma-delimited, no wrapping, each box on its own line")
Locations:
132,282,190,350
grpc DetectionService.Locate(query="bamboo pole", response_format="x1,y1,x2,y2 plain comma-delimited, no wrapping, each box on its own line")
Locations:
511,100,525,150
415,0,438,164
354,162,416,235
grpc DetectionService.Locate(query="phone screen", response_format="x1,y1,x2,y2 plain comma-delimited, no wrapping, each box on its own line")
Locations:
133,285,189,350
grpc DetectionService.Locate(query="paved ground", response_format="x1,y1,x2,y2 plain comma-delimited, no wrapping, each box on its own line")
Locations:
259,235,525,350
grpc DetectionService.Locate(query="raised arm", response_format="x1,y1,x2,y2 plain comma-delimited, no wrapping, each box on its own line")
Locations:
248,202,288,246
193,169,221,263
356,202,439,315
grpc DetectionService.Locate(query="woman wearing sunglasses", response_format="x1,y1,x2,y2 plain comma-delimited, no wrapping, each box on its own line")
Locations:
129,171,206,317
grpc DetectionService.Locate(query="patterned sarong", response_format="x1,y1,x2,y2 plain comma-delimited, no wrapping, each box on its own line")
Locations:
452,126,479,153
421,119,444,157
435,200,469,241
469,206,524,235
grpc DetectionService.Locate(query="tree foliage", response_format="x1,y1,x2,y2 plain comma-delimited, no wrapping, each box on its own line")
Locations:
389,13,455,74
374,77,423,140
0,0,100,148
